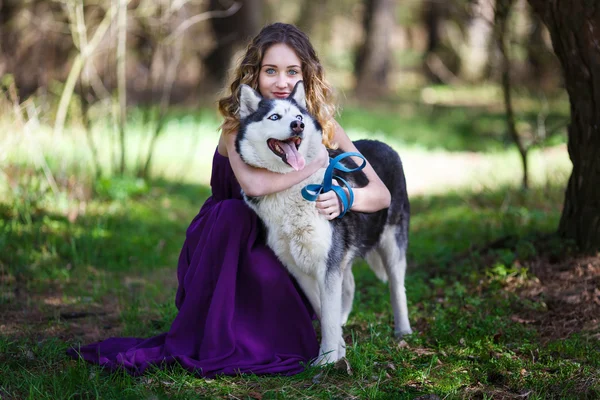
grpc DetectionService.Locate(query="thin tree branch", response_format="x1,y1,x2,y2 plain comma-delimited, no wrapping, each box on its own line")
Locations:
53,3,118,136
496,0,529,189
163,1,241,44
117,0,127,175
141,35,183,178
8,82,60,195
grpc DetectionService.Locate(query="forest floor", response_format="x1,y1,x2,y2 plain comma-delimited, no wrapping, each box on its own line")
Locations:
2,147,599,399
2,92,598,398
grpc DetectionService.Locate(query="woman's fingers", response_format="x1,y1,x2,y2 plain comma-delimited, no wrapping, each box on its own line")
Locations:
316,199,337,209
319,208,339,220
317,195,338,210
316,190,346,219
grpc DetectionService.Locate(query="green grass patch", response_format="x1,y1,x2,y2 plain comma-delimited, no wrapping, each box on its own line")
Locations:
2,179,598,399
1,91,597,399
338,95,568,153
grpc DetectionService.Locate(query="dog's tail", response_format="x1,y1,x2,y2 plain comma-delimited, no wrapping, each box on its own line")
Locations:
365,249,388,283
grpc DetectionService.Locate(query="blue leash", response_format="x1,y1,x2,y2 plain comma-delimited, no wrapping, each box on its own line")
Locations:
301,152,366,218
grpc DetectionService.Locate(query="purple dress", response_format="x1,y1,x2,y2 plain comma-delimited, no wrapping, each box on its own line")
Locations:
67,149,319,377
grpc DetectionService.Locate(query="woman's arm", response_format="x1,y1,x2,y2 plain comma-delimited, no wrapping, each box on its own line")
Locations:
223,132,329,197
315,121,392,219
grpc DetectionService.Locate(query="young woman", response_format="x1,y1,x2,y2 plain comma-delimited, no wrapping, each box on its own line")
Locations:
68,22,391,377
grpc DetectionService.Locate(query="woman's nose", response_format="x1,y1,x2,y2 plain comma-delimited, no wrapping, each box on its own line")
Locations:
276,73,287,87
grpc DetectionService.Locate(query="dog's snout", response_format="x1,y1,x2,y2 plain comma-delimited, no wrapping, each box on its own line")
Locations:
290,120,304,134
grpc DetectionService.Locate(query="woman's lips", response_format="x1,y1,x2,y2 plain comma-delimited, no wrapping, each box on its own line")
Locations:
273,92,290,99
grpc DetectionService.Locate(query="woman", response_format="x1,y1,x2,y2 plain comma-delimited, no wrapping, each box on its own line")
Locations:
68,23,391,377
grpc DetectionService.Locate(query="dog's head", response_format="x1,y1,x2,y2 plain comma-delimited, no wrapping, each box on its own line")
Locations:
235,81,323,174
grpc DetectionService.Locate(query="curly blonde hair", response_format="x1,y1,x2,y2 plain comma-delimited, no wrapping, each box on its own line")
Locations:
217,23,338,148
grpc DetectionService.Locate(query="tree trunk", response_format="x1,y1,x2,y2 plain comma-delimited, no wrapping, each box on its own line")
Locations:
295,0,327,38
528,0,600,251
459,0,495,82
421,0,443,83
204,0,262,86
354,0,395,97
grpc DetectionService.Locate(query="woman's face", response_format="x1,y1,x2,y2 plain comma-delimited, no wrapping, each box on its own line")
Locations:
258,43,303,100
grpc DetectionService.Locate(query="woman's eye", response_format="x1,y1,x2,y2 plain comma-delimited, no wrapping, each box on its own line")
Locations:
288,70,299,76
265,68,276,74
268,114,281,121
296,115,303,121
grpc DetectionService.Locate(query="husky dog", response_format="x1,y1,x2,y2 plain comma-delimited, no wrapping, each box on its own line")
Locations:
236,81,411,365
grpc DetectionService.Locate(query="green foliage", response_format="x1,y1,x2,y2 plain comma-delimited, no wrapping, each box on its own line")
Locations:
339,85,569,152
95,176,149,201
0,177,208,287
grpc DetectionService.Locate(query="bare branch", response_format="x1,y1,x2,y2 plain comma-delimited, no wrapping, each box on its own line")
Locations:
164,1,242,44
141,30,184,178
117,0,128,175
425,53,460,85
7,82,60,195
53,3,119,136
496,0,529,189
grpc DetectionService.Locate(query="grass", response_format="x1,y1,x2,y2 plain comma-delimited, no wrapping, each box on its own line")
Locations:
338,84,569,152
1,87,598,399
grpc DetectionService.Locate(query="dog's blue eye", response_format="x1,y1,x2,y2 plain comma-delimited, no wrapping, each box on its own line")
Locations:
268,114,281,121
296,115,303,122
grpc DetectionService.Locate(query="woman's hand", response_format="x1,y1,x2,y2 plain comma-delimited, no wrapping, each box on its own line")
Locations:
324,121,391,213
316,181,348,220
314,143,342,220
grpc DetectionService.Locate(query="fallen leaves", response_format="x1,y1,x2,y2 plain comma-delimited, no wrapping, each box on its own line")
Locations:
508,254,600,342
333,357,353,375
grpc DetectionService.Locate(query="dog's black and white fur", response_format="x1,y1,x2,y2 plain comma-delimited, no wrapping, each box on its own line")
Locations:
236,81,411,365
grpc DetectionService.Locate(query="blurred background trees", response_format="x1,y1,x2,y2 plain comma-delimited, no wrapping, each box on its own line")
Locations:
0,0,563,105
1,0,597,250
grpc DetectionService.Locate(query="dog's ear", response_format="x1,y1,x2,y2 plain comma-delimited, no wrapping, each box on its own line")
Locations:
290,81,306,109
239,84,262,118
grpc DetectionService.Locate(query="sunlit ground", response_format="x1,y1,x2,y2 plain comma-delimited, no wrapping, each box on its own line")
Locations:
0,113,571,199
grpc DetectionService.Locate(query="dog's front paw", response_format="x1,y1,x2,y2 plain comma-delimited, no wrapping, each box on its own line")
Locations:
311,348,338,367
337,336,346,359
394,327,413,339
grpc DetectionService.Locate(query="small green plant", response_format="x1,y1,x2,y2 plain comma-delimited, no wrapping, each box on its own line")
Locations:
95,176,149,201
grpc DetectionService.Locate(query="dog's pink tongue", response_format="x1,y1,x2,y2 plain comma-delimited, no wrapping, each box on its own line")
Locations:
279,141,305,171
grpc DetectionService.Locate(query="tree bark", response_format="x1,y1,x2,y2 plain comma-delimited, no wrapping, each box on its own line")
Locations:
421,0,443,83
354,0,395,97
528,0,600,251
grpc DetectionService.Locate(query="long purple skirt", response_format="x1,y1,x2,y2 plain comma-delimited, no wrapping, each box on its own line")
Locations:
67,150,319,377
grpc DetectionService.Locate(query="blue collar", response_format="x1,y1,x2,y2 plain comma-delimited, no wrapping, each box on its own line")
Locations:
301,152,366,218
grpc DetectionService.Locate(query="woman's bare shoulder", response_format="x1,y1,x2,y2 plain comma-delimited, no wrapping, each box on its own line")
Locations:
331,120,352,149
217,133,233,157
